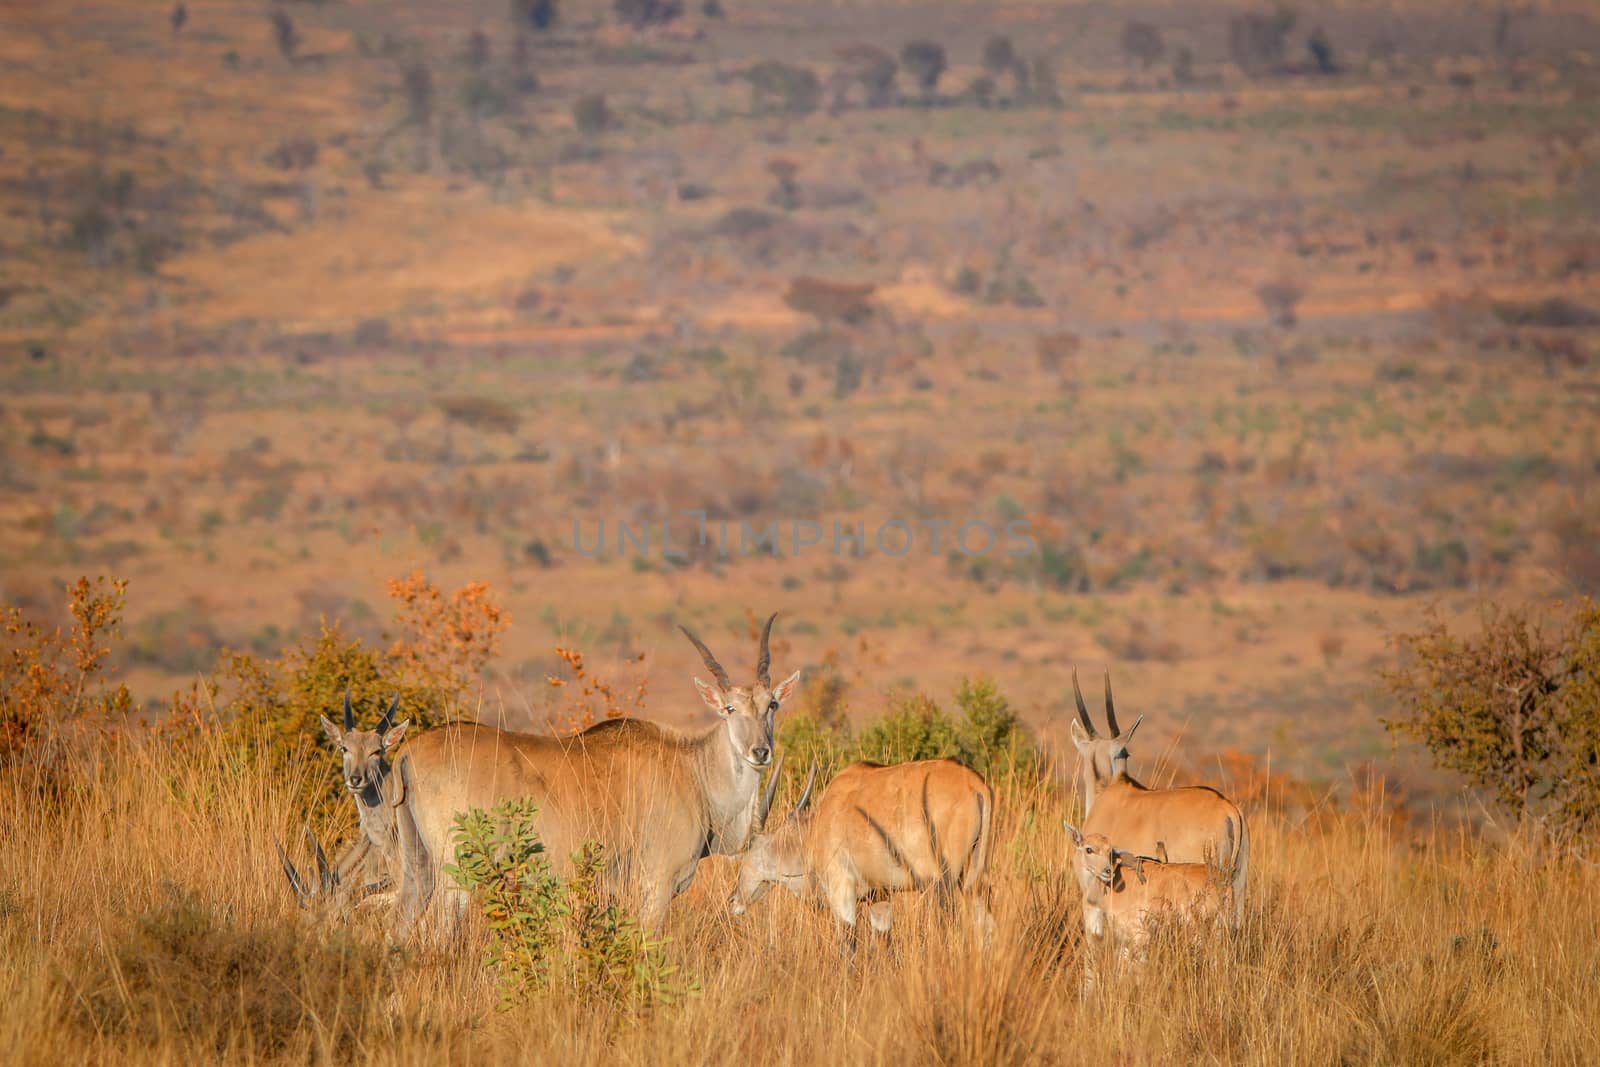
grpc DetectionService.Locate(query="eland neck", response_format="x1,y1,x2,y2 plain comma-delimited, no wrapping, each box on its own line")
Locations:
691,721,763,854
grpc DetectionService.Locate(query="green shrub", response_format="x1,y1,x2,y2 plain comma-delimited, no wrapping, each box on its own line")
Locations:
1382,601,1600,838
445,799,567,1003
776,710,853,779
858,692,959,763
446,801,692,1010
952,675,1035,777
790,676,1036,783
567,842,689,1008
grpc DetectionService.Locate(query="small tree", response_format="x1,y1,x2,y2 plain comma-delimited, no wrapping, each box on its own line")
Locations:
1382,601,1600,838
465,29,491,69
402,59,434,128
981,35,1016,78
1256,280,1303,329
2,577,134,765
1172,46,1196,86
1307,27,1338,74
766,158,801,210
900,40,947,97
1120,20,1165,69
271,11,301,61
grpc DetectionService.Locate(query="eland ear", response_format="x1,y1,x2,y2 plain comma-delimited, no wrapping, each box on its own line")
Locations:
383,720,410,750
1068,720,1092,751
1122,715,1144,743
319,715,343,747
771,669,801,705
694,677,727,713
1062,821,1083,847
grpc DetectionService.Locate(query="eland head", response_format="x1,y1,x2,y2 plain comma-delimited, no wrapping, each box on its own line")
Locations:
680,613,800,772
1062,821,1156,889
320,690,409,799
1067,669,1143,788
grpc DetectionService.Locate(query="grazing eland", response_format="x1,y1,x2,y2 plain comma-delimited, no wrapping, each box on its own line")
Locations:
728,758,995,954
1068,669,1247,925
1064,819,1235,961
390,614,799,940
278,690,410,909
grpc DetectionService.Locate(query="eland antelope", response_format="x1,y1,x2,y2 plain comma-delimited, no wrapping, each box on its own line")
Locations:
728,758,995,954
1068,669,1247,925
1064,819,1235,961
390,614,799,940
278,690,410,909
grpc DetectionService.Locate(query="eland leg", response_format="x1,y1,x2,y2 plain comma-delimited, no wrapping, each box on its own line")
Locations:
823,876,861,960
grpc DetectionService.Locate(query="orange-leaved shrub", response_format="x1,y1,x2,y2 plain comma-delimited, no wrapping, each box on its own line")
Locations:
544,646,649,734
221,571,510,806
1,576,134,766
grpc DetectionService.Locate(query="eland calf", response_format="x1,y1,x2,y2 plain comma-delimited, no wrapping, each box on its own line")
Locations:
1064,819,1234,961
729,758,994,954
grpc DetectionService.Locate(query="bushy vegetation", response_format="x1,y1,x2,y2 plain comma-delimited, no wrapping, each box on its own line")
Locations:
1383,600,1600,839
446,800,690,1011
778,674,1035,782
1,576,132,766
221,571,508,806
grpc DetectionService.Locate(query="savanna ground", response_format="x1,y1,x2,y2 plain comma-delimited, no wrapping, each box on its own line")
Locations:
3,0,1600,1061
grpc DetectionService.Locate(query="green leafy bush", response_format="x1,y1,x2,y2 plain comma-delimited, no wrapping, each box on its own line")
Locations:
858,692,960,764
1382,601,1600,837
222,572,507,806
819,676,1036,779
567,842,689,1008
952,675,1035,778
446,801,692,1011
445,799,568,1004
222,623,448,794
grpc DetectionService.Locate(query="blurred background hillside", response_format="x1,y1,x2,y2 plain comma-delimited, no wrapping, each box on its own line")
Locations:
4,0,1599,813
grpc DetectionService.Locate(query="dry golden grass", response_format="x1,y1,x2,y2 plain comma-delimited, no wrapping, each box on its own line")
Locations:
3,729,1596,1065
161,183,640,330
